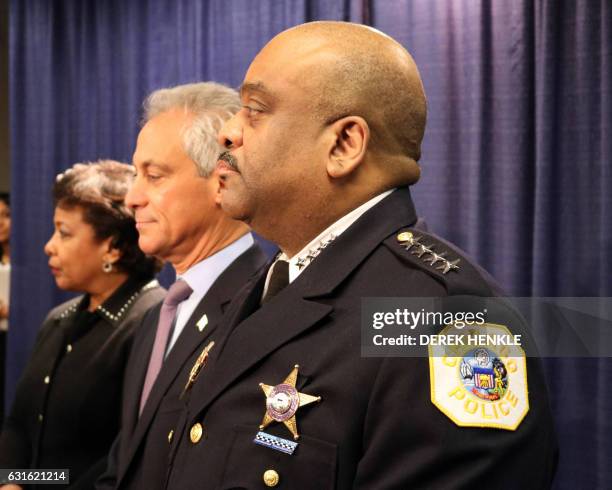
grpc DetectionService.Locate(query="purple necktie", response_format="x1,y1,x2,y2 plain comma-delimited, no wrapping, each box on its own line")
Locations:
139,279,192,414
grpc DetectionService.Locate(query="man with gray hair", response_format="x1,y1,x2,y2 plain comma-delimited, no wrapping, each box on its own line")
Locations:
96,82,267,490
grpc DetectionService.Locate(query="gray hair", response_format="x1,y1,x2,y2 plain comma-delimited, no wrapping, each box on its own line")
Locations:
143,82,241,176
54,159,135,215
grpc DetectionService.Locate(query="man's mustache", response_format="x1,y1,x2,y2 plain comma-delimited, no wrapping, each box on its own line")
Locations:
218,151,239,172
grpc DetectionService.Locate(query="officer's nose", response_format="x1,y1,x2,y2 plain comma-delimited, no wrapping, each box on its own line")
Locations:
218,113,243,150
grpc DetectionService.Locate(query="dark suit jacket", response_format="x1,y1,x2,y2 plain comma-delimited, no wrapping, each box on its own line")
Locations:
97,244,267,490
165,187,558,489
0,277,164,489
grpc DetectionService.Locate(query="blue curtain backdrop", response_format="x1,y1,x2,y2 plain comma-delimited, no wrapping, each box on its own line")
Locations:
6,1,611,488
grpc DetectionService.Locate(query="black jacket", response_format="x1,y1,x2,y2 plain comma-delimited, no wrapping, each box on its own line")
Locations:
164,187,557,489
97,244,267,490
0,277,165,489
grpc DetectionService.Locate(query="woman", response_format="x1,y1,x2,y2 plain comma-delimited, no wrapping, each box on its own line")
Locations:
0,161,164,489
0,193,10,424
0,192,10,265
0,192,10,327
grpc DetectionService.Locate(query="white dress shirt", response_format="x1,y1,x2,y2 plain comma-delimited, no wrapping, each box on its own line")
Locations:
166,233,254,354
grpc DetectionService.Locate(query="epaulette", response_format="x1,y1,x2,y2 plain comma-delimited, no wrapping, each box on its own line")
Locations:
395,230,461,275
384,228,495,296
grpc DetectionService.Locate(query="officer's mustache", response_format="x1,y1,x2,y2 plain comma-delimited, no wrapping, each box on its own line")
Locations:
218,151,240,173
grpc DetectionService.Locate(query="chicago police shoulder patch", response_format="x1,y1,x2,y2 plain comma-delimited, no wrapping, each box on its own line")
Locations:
429,323,529,430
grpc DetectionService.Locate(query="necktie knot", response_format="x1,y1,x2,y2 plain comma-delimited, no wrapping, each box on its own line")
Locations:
262,260,289,304
164,279,192,307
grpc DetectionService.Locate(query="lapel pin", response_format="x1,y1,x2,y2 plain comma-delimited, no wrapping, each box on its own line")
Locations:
259,364,321,440
181,340,215,398
196,314,209,332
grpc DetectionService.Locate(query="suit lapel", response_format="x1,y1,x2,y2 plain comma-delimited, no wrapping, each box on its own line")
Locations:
134,244,267,426
221,265,269,332
173,265,268,408
297,186,418,297
186,187,419,414
188,292,332,414
122,305,161,440
132,298,223,440
119,244,268,484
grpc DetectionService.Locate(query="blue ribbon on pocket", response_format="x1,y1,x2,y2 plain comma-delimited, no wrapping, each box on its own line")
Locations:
253,431,299,455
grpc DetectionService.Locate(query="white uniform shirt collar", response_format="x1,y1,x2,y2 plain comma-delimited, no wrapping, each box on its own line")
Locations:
274,189,395,284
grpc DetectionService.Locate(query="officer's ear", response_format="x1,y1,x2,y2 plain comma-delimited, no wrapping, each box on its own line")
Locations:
325,116,370,179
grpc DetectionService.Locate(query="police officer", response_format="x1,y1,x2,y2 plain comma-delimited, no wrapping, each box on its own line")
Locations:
164,22,557,489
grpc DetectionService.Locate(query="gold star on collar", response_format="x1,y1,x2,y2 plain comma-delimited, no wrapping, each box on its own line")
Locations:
259,365,321,440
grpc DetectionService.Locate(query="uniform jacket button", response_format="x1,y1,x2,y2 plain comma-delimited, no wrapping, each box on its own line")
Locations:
263,469,279,487
190,423,203,444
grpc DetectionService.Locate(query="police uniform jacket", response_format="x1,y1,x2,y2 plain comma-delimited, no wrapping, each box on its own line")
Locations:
97,244,268,490
164,187,558,489
0,276,164,489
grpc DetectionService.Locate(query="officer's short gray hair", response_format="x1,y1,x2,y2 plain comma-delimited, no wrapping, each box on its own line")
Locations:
143,82,241,177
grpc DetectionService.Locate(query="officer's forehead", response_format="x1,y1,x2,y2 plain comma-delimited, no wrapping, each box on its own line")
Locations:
242,38,331,100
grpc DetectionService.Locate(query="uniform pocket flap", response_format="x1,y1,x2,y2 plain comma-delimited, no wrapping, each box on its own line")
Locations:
220,424,337,489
